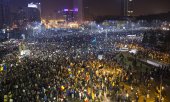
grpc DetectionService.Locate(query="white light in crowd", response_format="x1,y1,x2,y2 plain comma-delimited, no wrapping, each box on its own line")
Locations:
126,93,129,97
162,86,165,90
162,27,166,30
98,55,103,60
2,29,5,33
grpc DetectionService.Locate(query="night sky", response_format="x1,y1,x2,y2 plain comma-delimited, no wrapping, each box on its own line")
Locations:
10,0,170,18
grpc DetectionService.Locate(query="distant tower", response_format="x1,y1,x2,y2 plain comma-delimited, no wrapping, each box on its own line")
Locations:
121,0,134,16
0,0,10,29
127,0,134,16
121,0,127,16
75,0,83,22
0,0,3,28
83,0,90,20
73,0,90,22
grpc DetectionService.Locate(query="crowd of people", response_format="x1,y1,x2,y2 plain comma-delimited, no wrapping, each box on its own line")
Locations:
0,30,170,102
116,43,170,65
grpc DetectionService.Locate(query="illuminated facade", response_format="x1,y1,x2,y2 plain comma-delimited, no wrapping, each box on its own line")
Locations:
28,2,41,16
63,8,78,22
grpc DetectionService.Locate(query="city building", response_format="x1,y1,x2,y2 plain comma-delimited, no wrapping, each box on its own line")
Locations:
0,0,11,29
28,2,41,16
17,7,41,25
73,0,90,22
62,8,78,22
127,0,134,16
0,0,4,29
121,0,127,16
121,0,134,17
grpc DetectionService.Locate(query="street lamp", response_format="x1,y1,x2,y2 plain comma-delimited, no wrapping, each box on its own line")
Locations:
131,22,135,43
159,75,163,102
6,28,10,40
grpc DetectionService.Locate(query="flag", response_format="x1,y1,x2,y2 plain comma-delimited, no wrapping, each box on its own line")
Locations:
92,37,96,43
3,64,7,71
0,66,3,72
112,82,115,86
61,86,65,90
92,91,95,100
87,87,91,95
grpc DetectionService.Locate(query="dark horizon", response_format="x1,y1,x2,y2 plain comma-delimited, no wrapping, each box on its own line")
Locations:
9,0,170,19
